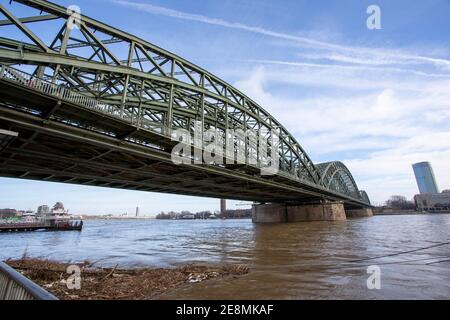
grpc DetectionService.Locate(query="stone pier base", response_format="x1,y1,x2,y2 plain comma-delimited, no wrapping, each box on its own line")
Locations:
251,203,287,223
287,202,346,222
345,207,374,218
252,202,347,223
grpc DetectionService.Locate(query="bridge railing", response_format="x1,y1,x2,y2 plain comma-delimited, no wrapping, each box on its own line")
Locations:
0,64,97,109
0,261,58,300
0,64,167,135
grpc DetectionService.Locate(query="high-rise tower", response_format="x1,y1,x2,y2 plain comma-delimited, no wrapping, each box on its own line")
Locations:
412,162,439,194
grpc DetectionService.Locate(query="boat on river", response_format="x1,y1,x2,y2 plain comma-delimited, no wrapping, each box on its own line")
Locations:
0,216,83,232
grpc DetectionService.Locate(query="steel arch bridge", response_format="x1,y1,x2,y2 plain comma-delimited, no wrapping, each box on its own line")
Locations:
0,0,370,207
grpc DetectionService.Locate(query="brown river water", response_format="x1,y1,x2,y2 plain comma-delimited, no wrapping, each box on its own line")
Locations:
1,214,450,299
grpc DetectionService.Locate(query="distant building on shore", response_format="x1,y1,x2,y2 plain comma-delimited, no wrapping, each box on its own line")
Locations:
220,209,252,219
36,202,69,216
21,210,35,217
37,205,50,216
412,162,439,194
52,202,68,215
0,208,18,219
411,162,449,213
414,192,450,213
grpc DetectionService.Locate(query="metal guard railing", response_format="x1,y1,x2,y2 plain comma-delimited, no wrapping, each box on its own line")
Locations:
0,64,165,133
0,261,58,300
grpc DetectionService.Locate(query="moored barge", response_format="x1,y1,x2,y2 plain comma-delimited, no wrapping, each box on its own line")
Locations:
0,218,83,232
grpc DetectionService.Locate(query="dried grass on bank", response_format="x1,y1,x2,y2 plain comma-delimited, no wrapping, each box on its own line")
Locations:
6,258,249,300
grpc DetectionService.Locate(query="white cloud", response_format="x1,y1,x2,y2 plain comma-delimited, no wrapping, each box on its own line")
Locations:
295,51,450,70
111,0,450,71
345,144,450,203
233,65,450,203
111,0,353,50
242,58,450,79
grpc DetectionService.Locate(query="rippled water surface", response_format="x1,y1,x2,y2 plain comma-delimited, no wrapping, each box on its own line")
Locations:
1,214,450,299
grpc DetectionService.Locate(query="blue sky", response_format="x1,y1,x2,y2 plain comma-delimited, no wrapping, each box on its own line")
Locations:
1,0,450,214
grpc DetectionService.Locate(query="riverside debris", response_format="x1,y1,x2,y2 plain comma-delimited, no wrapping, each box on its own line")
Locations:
6,258,249,300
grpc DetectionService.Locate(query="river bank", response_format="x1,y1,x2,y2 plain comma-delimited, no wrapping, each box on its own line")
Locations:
373,209,422,215
5,258,249,300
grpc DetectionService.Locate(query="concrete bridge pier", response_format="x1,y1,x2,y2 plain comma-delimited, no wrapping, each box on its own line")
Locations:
252,201,347,223
345,207,374,218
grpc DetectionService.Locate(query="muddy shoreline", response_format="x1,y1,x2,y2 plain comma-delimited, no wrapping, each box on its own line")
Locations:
5,258,249,300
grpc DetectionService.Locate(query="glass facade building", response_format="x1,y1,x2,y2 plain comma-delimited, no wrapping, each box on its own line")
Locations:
412,162,439,194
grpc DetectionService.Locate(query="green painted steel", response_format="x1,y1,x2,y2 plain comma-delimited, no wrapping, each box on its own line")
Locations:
0,0,370,206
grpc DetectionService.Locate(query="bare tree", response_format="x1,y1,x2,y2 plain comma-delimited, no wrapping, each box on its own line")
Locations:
386,195,416,210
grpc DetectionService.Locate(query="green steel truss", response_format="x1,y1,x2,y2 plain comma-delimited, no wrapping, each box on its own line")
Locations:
0,0,370,206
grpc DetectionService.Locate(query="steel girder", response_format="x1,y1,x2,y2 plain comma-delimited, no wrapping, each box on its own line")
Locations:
0,128,18,152
316,161,370,205
0,0,370,206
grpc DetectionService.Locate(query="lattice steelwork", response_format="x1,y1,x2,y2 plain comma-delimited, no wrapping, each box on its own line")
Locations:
316,162,361,200
0,0,370,206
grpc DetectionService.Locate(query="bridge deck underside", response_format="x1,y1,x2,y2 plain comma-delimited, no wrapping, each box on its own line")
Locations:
0,80,364,205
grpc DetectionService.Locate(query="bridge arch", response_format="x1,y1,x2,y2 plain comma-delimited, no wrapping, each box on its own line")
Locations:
0,0,370,206
316,162,369,204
